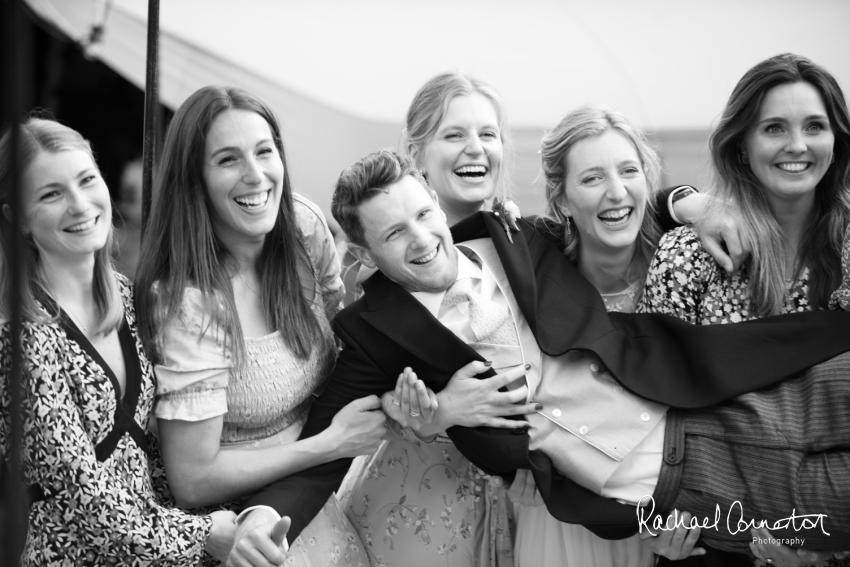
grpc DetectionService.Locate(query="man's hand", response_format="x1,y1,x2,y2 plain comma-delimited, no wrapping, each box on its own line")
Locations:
381,367,439,432
227,509,290,567
638,510,705,560
673,191,749,274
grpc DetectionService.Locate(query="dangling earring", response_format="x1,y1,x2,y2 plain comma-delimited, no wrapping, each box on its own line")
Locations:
738,152,750,165
565,217,572,236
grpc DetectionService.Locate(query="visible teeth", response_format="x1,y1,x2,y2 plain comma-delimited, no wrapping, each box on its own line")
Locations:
66,217,97,232
777,163,808,173
234,191,270,207
599,207,632,220
454,165,486,175
411,247,439,265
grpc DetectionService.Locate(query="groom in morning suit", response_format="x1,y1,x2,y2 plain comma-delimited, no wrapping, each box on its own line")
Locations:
230,150,850,563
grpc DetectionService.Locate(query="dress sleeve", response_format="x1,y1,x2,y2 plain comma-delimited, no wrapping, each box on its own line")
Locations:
293,194,345,316
637,225,712,324
0,323,212,565
154,288,231,422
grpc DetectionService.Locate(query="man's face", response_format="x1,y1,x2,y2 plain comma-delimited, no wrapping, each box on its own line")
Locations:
351,175,458,293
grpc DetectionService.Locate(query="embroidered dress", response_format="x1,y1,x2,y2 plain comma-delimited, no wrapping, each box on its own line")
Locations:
337,375,515,567
638,226,810,323
0,275,211,567
154,195,369,566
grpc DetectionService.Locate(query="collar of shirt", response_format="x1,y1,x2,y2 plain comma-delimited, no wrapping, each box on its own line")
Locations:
409,246,482,319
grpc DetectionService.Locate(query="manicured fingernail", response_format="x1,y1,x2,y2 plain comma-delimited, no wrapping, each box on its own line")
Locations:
483,360,493,367
534,404,543,411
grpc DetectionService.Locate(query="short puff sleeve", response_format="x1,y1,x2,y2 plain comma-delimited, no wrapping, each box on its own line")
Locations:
293,193,344,315
154,288,231,422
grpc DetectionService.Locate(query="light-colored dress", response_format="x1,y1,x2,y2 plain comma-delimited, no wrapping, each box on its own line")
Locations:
512,282,655,567
153,195,369,567
338,427,514,567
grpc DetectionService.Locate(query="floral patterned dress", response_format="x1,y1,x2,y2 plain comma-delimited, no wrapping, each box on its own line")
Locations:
638,226,811,323
0,276,211,567
637,225,835,567
337,425,514,567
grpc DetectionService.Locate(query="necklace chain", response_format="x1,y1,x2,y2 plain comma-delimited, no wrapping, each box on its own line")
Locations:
61,302,89,332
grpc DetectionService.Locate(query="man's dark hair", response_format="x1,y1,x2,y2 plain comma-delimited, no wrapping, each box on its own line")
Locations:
331,149,427,247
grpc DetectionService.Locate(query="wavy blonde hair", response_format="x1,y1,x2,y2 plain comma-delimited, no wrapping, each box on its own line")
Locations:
404,71,513,203
540,104,663,288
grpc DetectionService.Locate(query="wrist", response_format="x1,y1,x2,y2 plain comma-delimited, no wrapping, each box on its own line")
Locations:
310,429,339,462
669,185,700,224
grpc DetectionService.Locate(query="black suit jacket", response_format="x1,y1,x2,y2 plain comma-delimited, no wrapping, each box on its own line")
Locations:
245,212,850,540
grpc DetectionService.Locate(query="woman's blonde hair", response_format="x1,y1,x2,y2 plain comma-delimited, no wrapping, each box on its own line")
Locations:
0,117,123,334
540,104,663,288
404,71,513,203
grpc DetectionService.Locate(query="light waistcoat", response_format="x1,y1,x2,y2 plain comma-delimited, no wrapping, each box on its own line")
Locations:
459,238,666,499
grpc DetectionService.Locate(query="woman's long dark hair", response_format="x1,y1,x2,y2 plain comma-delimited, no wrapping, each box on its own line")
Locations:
709,53,850,315
135,86,327,365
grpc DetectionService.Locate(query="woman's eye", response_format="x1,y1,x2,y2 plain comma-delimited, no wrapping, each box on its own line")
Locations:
218,156,236,166
622,167,640,175
481,131,498,140
765,124,783,134
258,147,274,156
386,229,400,241
419,209,432,219
806,122,826,132
582,175,602,184
81,175,98,185
39,190,60,201
445,133,462,140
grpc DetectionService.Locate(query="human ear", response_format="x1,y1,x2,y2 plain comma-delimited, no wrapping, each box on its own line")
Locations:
349,243,377,269
1,203,28,234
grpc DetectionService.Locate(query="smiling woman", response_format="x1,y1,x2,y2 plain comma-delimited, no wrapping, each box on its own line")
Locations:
134,86,386,566
641,53,850,322
638,53,850,566
0,118,239,566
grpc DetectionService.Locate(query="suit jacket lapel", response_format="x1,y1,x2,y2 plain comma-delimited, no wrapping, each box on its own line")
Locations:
359,271,486,376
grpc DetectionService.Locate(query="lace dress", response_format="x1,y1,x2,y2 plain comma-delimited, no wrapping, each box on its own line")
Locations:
153,195,369,566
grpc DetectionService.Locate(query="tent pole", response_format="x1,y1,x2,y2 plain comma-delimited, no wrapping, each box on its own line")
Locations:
1,0,33,565
141,0,160,238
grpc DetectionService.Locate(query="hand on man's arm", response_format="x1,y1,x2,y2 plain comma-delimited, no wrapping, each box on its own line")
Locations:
227,508,290,567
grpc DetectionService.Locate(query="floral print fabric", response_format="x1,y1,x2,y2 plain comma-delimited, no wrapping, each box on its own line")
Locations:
638,226,810,323
0,276,210,566
338,426,514,567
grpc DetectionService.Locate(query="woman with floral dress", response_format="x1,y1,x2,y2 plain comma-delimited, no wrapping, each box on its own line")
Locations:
0,118,236,566
639,54,850,567
335,71,522,567
133,86,390,567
